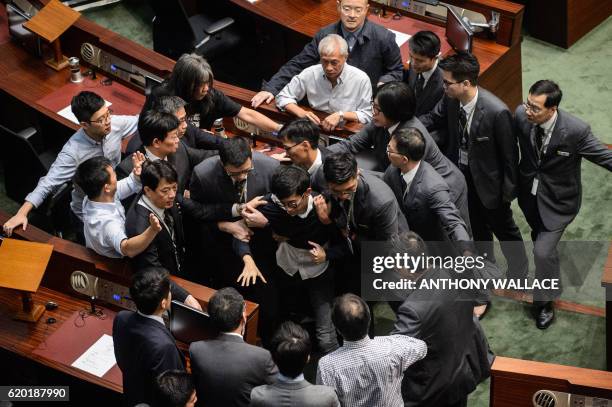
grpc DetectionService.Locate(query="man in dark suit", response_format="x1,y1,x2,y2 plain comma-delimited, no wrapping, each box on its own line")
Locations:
515,80,612,329
420,53,528,292
403,31,444,118
125,160,201,310
113,267,185,407
250,0,402,108
384,128,472,254
251,321,339,407
391,233,493,407
189,288,278,407
189,137,280,345
316,152,407,297
276,118,331,179
330,81,470,229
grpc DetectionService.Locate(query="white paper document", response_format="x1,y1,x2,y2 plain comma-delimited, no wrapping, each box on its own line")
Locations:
71,334,117,377
388,29,411,48
57,100,112,125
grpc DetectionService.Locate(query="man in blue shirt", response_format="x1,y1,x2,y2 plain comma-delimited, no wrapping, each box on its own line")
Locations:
3,91,137,236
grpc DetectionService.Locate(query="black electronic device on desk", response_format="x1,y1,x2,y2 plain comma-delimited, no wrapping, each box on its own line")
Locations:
169,300,214,344
445,6,473,53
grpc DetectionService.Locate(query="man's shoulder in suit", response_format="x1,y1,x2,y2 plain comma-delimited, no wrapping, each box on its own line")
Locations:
478,87,509,113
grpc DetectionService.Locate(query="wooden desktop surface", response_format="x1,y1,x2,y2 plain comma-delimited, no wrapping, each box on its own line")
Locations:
491,356,612,406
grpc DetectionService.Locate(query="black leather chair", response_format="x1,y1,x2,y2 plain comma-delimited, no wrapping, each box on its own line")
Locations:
151,0,242,61
0,124,71,237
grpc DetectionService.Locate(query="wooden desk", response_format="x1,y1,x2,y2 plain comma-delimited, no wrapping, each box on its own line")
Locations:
602,242,612,371
220,0,524,110
491,356,612,405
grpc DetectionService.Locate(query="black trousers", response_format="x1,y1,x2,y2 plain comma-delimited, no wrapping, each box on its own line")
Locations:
464,170,528,279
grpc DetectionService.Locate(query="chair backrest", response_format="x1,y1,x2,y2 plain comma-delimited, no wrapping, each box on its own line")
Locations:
0,124,48,203
150,0,197,59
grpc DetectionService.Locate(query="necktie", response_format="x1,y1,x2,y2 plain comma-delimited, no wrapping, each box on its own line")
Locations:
400,171,408,197
346,34,356,52
164,209,175,235
458,107,468,145
234,179,247,203
414,73,425,99
535,125,546,157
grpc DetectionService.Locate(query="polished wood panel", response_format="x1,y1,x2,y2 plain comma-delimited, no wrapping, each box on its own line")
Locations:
525,0,612,49
0,238,53,292
491,356,612,406
23,0,80,43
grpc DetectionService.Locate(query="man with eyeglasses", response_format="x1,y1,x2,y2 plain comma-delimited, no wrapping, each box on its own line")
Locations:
250,0,402,109
515,80,612,329
420,53,528,314
189,136,280,346
237,165,347,354
3,91,138,239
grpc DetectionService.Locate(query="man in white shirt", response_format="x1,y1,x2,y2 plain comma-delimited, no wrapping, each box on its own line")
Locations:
316,293,426,407
276,34,373,132
75,154,161,258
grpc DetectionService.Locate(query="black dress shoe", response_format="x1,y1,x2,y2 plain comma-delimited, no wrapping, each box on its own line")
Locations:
534,302,555,329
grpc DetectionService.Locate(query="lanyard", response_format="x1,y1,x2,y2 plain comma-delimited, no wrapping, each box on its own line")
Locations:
459,107,476,148
535,115,557,164
141,200,181,271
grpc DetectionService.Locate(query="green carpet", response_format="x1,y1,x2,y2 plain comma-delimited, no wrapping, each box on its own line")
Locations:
2,5,610,407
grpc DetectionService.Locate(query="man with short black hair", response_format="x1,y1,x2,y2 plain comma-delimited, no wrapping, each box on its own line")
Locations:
515,80,612,329
75,155,162,258
189,287,278,407
316,293,426,407
390,232,493,407
420,53,528,300
155,370,197,407
113,268,185,407
3,91,137,237
238,165,345,353
251,321,340,407
125,160,201,310
404,30,444,117
251,0,402,108
384,128,472,254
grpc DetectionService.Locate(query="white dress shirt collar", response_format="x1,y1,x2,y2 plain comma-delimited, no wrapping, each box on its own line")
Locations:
144,146,166,162
461,88,479,116
421,58,439,85
139,195,165,220
137,311,165,326
278,373,305,383
307,148,323,175
540,110,558,135
402,161,421,193
387,122,400,135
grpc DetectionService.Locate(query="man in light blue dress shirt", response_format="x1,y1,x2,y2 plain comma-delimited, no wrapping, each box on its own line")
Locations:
75,154,161,258
276,34,373,132
3,91,138,237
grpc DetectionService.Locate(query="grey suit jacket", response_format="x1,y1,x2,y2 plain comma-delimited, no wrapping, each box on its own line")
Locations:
383,161,471,251
391,268,493,407
250,380,340,407
420,87,519,209
189,152,280,221
515,106,612,231
330,118,470,226
190,334,278,407
403,66,445,117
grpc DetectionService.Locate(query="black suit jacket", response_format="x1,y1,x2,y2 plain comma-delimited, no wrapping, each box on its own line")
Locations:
189,334,278,407
403,66,445,117
329,171,408,242
262,19,402,94
391,269,492,407
384,161,471,251
126,195,185,275
113,311,185,407
420,88,519,209
515,106,612,231
330,118,469,220
189,152,279,221
117,140,203,195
